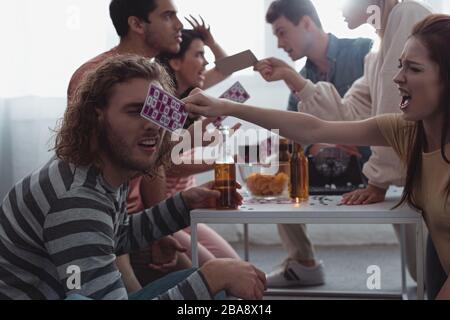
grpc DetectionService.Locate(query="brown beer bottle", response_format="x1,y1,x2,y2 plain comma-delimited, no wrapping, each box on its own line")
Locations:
278,138,291,162
277,138,291,176
214,126,238,209
289,142,309,203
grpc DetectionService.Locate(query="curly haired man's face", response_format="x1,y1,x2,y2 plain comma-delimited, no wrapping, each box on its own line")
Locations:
98,78,164,173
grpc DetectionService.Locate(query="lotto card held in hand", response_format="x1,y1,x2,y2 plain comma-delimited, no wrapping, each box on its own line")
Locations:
215,50,258,76
214,81,250,128
141,85,188,133
220,81,250,103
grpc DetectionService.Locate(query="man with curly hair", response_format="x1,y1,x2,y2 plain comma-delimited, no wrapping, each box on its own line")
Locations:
68,0,191,293
0,55,266,300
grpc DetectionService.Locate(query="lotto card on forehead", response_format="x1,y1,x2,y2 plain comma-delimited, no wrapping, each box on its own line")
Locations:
214,81,250,128
141,85,188,134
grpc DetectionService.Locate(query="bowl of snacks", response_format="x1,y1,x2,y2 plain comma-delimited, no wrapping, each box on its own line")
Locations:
238,163,290,199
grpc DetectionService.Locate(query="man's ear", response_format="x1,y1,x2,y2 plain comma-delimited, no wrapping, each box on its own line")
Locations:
300,16,312,31
169,59,182,72
128,16,146,36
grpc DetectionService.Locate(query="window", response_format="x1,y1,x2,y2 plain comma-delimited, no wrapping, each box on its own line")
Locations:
0,0,446,98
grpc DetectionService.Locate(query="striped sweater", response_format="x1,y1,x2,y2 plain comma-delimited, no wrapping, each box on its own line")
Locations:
0,157,212,300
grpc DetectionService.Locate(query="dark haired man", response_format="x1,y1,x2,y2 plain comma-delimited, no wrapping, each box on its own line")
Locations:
256,0,373,288
68,0,183,98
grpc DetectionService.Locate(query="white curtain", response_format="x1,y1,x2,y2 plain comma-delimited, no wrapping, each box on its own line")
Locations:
0,97,65,199
0,0,114,200
0,0,115,98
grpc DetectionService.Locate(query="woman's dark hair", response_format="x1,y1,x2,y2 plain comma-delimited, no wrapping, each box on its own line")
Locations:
396,14,450,211
155,29,205,89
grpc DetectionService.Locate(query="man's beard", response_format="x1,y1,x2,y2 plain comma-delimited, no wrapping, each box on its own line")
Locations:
98,120,155,173
144,28,179,55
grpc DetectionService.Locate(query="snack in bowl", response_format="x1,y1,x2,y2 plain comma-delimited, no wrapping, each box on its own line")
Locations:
246,172,289,197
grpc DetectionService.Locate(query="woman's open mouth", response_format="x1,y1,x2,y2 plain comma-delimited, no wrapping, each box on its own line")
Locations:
399,88,412,111
400,95,412,110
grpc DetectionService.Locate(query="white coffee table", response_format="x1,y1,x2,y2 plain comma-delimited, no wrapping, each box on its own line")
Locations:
190,188,425,300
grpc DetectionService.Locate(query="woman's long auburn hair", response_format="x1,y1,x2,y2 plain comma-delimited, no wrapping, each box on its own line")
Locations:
54,54,175,173
396,14,450,211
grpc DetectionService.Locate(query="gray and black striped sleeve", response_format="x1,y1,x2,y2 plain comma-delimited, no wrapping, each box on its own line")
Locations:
154,270,214,300
116,193,191,255
43,195,128,300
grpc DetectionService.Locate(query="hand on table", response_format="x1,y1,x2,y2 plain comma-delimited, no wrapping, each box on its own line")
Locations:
341,184,387,205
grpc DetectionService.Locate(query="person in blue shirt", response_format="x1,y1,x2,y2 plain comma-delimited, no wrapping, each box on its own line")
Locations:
260,0,373,288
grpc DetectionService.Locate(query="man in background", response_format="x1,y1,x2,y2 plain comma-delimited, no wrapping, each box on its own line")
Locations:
255,0,372,288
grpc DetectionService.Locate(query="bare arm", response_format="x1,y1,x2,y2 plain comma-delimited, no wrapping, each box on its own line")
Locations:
184,91,389,148
232,108,387,147
203,43,228,89
185,15,228,89
140,168,167,208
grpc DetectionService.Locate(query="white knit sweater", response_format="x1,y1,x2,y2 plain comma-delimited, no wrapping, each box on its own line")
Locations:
296,0,432,189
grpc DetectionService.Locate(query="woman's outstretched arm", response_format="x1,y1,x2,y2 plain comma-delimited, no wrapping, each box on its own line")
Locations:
184,90,389,148
185,15,228,89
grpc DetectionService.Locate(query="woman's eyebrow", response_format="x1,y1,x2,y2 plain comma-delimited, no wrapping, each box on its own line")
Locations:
404,58,423,66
